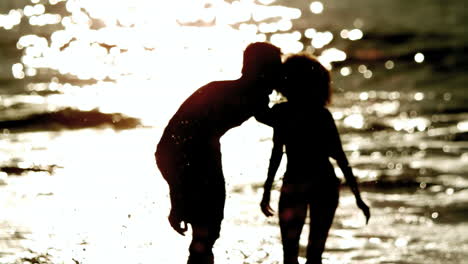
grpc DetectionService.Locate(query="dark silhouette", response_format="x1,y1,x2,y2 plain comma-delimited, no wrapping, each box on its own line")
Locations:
155,42,282,264
260,54,370,264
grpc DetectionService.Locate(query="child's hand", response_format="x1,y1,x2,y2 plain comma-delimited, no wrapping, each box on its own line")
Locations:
356,198,371,224
260,195,274,217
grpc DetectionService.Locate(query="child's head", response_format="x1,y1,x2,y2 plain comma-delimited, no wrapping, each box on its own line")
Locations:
279,54,331,106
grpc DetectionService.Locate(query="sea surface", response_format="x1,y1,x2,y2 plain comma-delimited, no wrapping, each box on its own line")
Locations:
0,0,467,263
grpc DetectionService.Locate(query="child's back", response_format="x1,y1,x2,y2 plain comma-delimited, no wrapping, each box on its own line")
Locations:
269,102,339,185
260,53,370,264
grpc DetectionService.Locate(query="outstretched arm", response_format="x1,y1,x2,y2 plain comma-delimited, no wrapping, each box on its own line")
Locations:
261,130,283,217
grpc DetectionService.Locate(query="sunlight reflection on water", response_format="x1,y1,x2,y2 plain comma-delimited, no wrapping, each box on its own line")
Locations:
2,1,468,264
11,0,353,127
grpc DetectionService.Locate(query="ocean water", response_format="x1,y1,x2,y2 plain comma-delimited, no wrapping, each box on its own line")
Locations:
0,0,467,263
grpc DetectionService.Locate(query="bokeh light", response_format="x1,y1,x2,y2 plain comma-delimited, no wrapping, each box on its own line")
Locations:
415,52,425,63
310,1,324,14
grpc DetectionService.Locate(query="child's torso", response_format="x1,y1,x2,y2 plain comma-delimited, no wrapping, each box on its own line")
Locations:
272,103,339,184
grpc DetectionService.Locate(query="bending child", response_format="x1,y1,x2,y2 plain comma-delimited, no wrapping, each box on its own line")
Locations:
260,54,370,264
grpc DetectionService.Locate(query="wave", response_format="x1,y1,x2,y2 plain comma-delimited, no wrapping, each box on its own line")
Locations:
358,178,432,192
328,28,468,69
0,108,141,132
0,164,59,176
340,44,468,66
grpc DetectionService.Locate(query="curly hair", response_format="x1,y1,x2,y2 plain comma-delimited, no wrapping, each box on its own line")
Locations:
280,53,331,106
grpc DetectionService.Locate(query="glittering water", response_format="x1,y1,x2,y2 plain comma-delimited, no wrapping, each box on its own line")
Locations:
1,0,468,263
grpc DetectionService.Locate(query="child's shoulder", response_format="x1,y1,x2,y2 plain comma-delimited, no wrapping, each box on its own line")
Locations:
320,106,332,116
271,102,290,112
267,102,290,126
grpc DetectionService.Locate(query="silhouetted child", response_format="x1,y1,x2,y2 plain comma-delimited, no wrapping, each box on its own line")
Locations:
260,54,370,264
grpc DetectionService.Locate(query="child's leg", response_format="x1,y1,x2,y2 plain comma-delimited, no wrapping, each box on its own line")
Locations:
279,186,308,264
305,189,339,264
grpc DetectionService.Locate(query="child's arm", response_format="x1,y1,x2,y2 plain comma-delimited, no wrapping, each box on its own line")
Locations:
339,162,370,224
261,129,283,217
326,111,371,224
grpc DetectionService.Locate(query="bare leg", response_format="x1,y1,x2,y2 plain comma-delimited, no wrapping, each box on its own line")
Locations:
279,189,308,264
305,190,339,264
187,223,221,264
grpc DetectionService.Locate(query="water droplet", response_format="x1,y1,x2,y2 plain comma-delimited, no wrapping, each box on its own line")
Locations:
445,188,454,195
395,237,408,247
385,60,394,69
414,92,424,101
340,29,349,39
340,66,351,76
359,92,369,100
310,2,324,14
414,52,424,63
353,18,364,28
358,65,367,73
363,70,372,79
443,93,452,101
348,28,363,41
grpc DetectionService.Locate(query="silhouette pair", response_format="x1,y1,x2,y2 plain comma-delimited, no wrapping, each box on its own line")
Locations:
155,42,370,264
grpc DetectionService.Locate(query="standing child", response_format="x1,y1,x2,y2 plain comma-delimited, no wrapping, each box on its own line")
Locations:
260,54,370,264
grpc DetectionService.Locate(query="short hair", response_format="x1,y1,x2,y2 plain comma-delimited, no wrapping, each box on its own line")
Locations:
281,54,331,106
242,42,282,76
